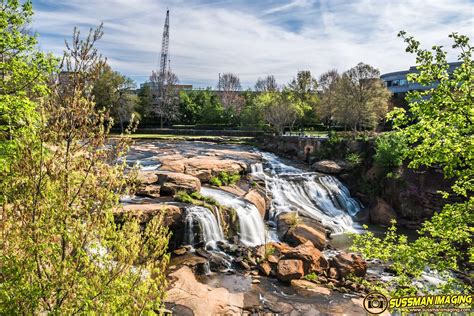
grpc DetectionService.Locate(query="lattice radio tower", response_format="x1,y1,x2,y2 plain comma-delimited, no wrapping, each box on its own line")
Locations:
159,9,170,83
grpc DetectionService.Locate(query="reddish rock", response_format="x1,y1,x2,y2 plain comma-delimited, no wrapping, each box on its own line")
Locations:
116,203,183,226
330,252,367,278
244,190,266,218
185,157,246,182
156,172,201,196
258,261,272,276
290,280,331,296
277,259,304,281
136,184,161,198
370,198,397,226
328,267,339,280
282,241,328,274
311,160,348,174
285,224,326,250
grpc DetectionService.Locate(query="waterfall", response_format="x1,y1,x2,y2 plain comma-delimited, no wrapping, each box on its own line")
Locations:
200,187,267,247
185,206,224,249
251,152,362,234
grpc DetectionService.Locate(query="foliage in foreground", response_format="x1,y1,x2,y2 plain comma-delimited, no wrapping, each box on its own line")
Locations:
0,5,170,313
352,32,473,295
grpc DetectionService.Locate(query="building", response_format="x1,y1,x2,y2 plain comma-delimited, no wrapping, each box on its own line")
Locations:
381,62,461,97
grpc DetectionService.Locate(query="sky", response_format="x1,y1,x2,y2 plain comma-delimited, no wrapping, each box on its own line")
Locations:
31,0,474,89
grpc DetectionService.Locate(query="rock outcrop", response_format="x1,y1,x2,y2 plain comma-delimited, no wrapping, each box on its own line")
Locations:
157,172,201,195
165,266,244,316
276,259,304,281
244,189,266,218
276,213,327,250
370,198,397,226
311,160,348,174
329,252,367,278
282,241,328,274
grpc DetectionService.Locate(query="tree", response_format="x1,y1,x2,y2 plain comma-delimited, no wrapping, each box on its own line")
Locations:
0,0,55,171
255,75,278,92
352,33,473,295
285,71,319,127
317,69,340,128
1,23,170,313
333,63,391,132
150,69,179,127
258,92,300,135
217,72,244,112
92,64,137,131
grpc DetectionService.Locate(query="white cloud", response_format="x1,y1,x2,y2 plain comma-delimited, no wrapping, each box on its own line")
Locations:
32,0,474,88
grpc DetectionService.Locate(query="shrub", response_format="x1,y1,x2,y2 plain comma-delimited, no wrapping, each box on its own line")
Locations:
346,152,362,167
175,191,193,203
209,176,223,187
373,132,408,170
210,171,240,187
304,273,318,282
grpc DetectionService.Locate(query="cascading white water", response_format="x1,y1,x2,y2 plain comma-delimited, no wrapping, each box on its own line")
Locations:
251,152,362,234
185,206,224,249
200,187,267,247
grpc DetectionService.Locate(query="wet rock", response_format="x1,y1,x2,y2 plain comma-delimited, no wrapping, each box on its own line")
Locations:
285,224,326,250
158,155,186,173
257,261,272,276
252,279,261,284
185,157,247,182
311,160,348,174
290,280,331,296
136,184,161,198
330,252,367,278
267,255,279,264
116,204,183,226
370,198,397,226
208,252,231,272
238,260,250,270
276,259,304,281
157,172,201,196
165,266,244,315
137,171,159,184
173,247,188,256
328,267,340,280
244,190,267,218
282,241,329,275
220,185,246,196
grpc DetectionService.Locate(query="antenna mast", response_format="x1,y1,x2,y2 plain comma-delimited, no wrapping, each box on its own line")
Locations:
159,9,170,82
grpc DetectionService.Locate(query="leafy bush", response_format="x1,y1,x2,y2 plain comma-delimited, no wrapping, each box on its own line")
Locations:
303,273,318,282
175,191,193,203
373,132,408,170
346,152,362,167
209,176,223,187
210,171,240,187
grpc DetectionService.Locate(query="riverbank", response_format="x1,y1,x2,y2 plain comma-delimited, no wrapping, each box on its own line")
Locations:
117,139,390,314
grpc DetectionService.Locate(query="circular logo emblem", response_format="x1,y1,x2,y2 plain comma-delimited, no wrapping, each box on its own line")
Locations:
363,292,388,314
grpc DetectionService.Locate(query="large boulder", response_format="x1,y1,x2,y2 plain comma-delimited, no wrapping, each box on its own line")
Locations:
244,190,266,218
165,266,244,315
116,203,183,226
157,172,201,195
290,280,331,296
157,154,186,173
185,157,246,182
329,252,367,279
311,160,348,174
276,259,304,281
285,224,326,251
370,198,397,226
282,241,328,274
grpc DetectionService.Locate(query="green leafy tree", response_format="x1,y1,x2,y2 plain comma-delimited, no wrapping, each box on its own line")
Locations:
333,63,391,132
92,64,138,131
0,22,170,314
285,70,319,127
352,32,473,295
0,0,55,171
318,69,340,128
259,92,302,135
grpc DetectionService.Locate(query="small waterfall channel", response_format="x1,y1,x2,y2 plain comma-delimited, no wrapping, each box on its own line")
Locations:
185,205,224,250
200,187,268,247
251,152,362,234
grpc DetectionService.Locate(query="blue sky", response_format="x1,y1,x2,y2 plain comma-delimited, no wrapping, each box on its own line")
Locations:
32,0,474,89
